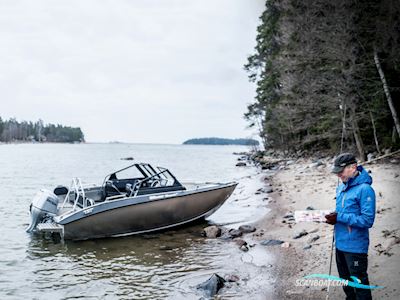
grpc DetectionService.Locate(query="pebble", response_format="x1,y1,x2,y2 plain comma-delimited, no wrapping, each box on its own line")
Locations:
283,212,294,218
240,245,249,252
261,239,284,246
307,234,320,244
234,238,247,247
293,230,308,239
225,274,240,282
281,242,290,248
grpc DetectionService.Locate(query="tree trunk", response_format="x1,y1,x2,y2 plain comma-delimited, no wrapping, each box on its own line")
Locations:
350,108,365,161
374,49,400,139
340,101,347,153
369,111,381,154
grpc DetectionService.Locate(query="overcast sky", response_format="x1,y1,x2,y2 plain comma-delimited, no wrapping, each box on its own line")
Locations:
0,0,265,143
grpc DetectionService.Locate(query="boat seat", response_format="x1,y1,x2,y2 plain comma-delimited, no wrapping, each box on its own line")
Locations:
104,178,140,197
54,186,68,195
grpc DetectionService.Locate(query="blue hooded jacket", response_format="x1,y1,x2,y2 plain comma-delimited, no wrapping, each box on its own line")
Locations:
335,165,376,254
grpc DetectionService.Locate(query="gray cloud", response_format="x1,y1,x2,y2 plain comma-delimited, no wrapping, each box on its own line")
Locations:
0,0,264,143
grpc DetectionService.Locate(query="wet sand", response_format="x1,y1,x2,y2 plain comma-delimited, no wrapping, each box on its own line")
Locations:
249,156,400,299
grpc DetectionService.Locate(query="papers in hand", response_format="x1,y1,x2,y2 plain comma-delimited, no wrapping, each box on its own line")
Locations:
294,210,332,223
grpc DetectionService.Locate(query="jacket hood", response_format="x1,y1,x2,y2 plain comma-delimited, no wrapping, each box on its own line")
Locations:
345,165,372,189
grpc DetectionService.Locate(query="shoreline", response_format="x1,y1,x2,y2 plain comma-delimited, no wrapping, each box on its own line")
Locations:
246,154,400,299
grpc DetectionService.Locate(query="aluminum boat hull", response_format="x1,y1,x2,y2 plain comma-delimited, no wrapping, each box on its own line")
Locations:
57,182,237,240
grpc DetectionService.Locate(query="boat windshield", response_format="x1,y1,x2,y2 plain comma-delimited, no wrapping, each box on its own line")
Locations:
102,163,184,198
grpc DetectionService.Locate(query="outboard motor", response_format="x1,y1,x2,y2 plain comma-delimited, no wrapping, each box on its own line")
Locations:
26,189,59,233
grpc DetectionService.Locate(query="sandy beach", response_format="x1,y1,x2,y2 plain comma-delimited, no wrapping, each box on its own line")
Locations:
246,154,400,299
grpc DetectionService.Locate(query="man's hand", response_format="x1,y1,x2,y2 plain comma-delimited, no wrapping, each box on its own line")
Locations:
325,212,337,225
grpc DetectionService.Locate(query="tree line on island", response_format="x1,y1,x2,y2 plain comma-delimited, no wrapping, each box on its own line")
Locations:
183,138,259,146
245,0,400,160
0,117,85,143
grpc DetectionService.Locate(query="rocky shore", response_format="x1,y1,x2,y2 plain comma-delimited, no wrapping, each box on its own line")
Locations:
202,151,400,299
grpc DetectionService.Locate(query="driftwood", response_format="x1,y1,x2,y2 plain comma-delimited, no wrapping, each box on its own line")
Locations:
363,149,400,165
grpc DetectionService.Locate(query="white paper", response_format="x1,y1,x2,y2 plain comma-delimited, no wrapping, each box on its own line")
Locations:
294,210,333,223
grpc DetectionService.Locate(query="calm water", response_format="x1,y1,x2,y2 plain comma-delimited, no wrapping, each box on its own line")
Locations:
0,143,272,299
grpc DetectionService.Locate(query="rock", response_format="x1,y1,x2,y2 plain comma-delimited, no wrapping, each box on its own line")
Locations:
239,225,256,233
197,274,226,298
228,229,243,238
265,187,273,193
121,157,134,160
286,160,295,165
225,274,240,282
203,226,221,238
308,228,319,234
367,153,375,161
159,245,173,251
309,160,324,168
293,230,308,239
257,187,273,193
394,173,399,178
303,245,312,250
236,162,247,167
306,206,315,210
307,234,320,244
260,239,284,246
240,245,249,252
234,238,247,247
237,155,248,161
281,242,290,248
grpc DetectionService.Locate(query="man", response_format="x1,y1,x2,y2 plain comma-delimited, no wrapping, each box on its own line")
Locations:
325,153,376,300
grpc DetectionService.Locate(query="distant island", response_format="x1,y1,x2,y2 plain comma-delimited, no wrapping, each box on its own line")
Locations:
183,137,259,146
0,117,85,143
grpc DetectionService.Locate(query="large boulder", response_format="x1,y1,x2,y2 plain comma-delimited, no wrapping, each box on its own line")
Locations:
197,274,226,298
238,225,256,233
228,229,243,238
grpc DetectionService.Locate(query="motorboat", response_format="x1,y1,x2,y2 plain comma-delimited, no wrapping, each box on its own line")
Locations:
26,163,237,240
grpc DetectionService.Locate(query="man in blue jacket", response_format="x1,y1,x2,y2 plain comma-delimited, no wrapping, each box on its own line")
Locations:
325,153,376,300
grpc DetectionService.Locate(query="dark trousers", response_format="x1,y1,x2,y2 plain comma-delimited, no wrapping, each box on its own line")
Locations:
336,248,372,300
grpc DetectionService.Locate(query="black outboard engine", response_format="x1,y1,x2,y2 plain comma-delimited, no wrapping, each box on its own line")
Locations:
26,189,59,233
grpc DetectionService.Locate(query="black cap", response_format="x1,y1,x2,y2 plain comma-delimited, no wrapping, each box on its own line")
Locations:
331,153,357,174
